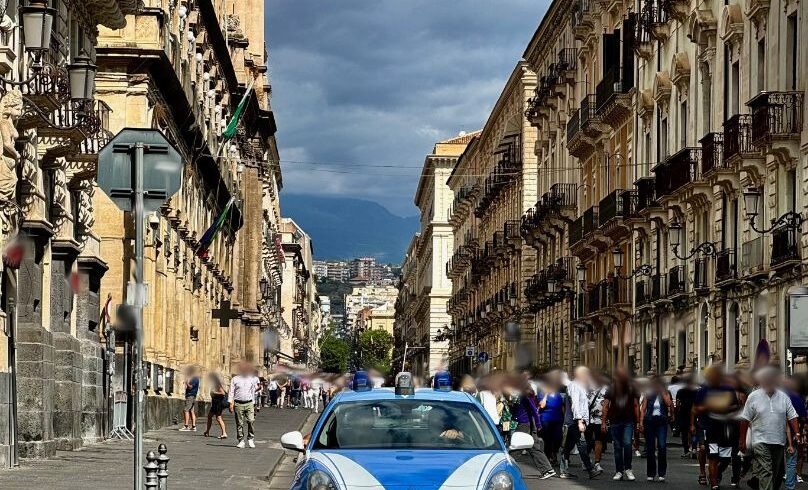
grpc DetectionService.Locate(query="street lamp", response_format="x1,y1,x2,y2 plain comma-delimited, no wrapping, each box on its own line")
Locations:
668,219,718,260
576,262,586,283
21,0,56,61
743,187,804,233
612,246,652,278
67,55,97,102
612,247,624,270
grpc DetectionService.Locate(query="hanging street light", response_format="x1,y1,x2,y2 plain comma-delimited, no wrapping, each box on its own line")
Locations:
742,187,804,234
20,0,56,62
669,218,718,260
67,55,97,102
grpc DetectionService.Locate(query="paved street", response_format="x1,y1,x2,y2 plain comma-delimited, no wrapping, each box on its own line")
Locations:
0,407,312,490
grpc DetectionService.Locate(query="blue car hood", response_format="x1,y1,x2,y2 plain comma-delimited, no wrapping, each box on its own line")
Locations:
311,450,509,488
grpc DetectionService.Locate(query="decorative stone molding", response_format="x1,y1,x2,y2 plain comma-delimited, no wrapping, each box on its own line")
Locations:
0,89,21,205
720,4,745,56
687,9,717,48
671,52,691,100
746,0,769,35
653,71,672,116
637,89,655,132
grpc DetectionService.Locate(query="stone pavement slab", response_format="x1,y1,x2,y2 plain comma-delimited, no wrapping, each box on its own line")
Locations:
0,405,312,489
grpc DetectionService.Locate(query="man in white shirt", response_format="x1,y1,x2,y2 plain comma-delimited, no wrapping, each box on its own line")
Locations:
228,361,260,448
560,366,601,479
739,366,800,490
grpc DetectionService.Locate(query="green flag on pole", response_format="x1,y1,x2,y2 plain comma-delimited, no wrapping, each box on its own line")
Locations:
222,80,254,140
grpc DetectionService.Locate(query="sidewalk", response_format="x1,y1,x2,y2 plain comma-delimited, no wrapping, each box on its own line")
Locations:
0,406,312,490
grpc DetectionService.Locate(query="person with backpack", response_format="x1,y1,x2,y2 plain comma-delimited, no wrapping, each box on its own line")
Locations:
509,380,557,479
538,370,566,467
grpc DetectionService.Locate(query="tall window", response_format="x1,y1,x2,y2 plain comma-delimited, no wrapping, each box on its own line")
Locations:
679,100,688,148
787,14,798,90
731,61,740,115
757,39,766,92
660,117,668,159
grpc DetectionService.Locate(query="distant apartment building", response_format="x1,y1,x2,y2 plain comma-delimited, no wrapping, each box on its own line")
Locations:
313,260,329,279
344,285,399,332
350,257,379,282
326,261,351,282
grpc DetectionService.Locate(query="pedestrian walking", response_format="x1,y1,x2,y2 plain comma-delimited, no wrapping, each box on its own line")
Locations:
203,372,228,439
587,372,608,474
509,381,556,480
311,376,323,412
640,376,673,481
602,366,639,481
694,365,742,489
538,371,566,466
291,376,302,408
228,361,260,449
278,377,288,408
675,375,698,458
269,377,279,407
784,376,807,490
180,366,200,431
560,366,601,479
739,366,799,490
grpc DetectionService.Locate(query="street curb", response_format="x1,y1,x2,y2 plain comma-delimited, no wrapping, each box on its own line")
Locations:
267,411,320,486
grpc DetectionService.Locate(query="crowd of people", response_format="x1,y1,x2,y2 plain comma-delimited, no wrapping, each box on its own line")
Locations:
454,364,807,490
176,363,338,449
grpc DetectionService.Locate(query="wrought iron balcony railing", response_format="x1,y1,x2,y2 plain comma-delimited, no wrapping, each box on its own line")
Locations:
635,278,649,306
700,132,724,175
693,258,709,292
654,147,702,197
749,91,804,145
568,216,584,248
566,107,580,142
723,114,757,162
598,189,628,227
668,265,687,296
650,273,667,301
595,66,629,112
582,206,599,236
771,225,800,267
741,236,765,276
715,248,737,284
634,176,658,213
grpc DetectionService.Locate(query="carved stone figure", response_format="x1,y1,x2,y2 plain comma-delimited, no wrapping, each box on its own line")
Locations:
0,89,22,203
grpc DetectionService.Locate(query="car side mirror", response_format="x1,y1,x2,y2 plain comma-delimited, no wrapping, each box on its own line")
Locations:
281,431,306,452
508,431,534,451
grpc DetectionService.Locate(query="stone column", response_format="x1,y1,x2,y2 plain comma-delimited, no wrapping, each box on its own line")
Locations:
50,239,81,451
76,256,108,445
15,225,54,458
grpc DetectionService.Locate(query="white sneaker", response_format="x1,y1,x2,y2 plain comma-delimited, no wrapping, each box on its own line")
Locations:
179,426,190,431
236,440,245,449
613,472,623,481
625,470,636,481
247,439,255,448
657,476,666,482
647,477,655,481
595,463,603,472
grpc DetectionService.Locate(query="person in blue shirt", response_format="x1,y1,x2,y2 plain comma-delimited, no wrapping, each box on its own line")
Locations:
538,373,566,466
784,376,807,490
509,381,556,479
180,366,200,431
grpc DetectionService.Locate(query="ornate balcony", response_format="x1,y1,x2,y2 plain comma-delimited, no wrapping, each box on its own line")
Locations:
650,273,668,302
568,216,584,249
521,183,578,248
598,189,628,227
748,91,804,146
715,248,737,285
741,236,766,278
572,0,596,42
634,9,654,59
647,4,669,41
693,258,709,293
596,66,632,128
723,114,760,165
771,226,800,269
583,206,599,236
668,265,687,297
635,278,649,307
662,0,689,21
700,132,726,177
556,48,578,84
653,147,704,200
568,95,606,159
634,176,660,215
504,220,522,250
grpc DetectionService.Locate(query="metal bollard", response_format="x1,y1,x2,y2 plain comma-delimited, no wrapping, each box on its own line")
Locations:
144,450,159,489
157,443,170,490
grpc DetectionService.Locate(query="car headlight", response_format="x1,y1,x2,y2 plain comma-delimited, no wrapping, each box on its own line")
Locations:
308,469,338,490
486,471,513,490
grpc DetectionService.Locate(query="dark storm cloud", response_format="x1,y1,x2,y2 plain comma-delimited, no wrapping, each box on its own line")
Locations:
266,0,547,216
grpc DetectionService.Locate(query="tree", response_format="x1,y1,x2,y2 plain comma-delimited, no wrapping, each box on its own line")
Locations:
319,333,349,373
356,329,394,375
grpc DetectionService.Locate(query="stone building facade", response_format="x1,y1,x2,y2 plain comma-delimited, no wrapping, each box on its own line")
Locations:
422,0,808,377
91,0,281,431
0,0,138,467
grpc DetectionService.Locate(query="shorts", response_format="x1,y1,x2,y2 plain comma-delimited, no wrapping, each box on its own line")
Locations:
586,423,606,444
184,395,197,411
708,443,733,458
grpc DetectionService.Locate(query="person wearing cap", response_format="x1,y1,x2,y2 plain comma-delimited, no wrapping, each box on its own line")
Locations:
739,366,800,490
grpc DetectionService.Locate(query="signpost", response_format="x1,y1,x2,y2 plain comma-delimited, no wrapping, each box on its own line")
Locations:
97,128,182,490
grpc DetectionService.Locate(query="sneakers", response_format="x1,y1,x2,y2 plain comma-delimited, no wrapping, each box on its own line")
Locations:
236,440,246,449
179,426,191,431
191,426,197,432
594,463,604,473
540,470,557,480
799,477,805,484
613,472,624,481
658,477,666,482
589,468,602,479
625,470,636,481
558,473,576,479
247,439,255,448
635,449,642,457
648,477,655,481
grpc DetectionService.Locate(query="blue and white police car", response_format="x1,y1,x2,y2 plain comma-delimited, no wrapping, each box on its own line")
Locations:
280,371,532,490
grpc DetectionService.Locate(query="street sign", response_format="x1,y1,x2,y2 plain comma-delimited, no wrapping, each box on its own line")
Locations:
477,351,489,363
465,346,476,358
97,128,183,215
97,128,182,490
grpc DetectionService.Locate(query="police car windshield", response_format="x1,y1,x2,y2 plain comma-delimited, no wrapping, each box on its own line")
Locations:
313,400,501,450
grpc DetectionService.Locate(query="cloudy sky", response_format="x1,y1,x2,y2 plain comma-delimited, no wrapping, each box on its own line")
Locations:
266,1,547,217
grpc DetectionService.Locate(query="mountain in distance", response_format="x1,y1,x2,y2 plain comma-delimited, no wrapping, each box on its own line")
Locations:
281,194,420,262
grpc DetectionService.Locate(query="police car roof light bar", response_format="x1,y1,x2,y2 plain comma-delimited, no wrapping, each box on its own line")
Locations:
352,370,372,392
395,371,414,396
432,371,452,392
